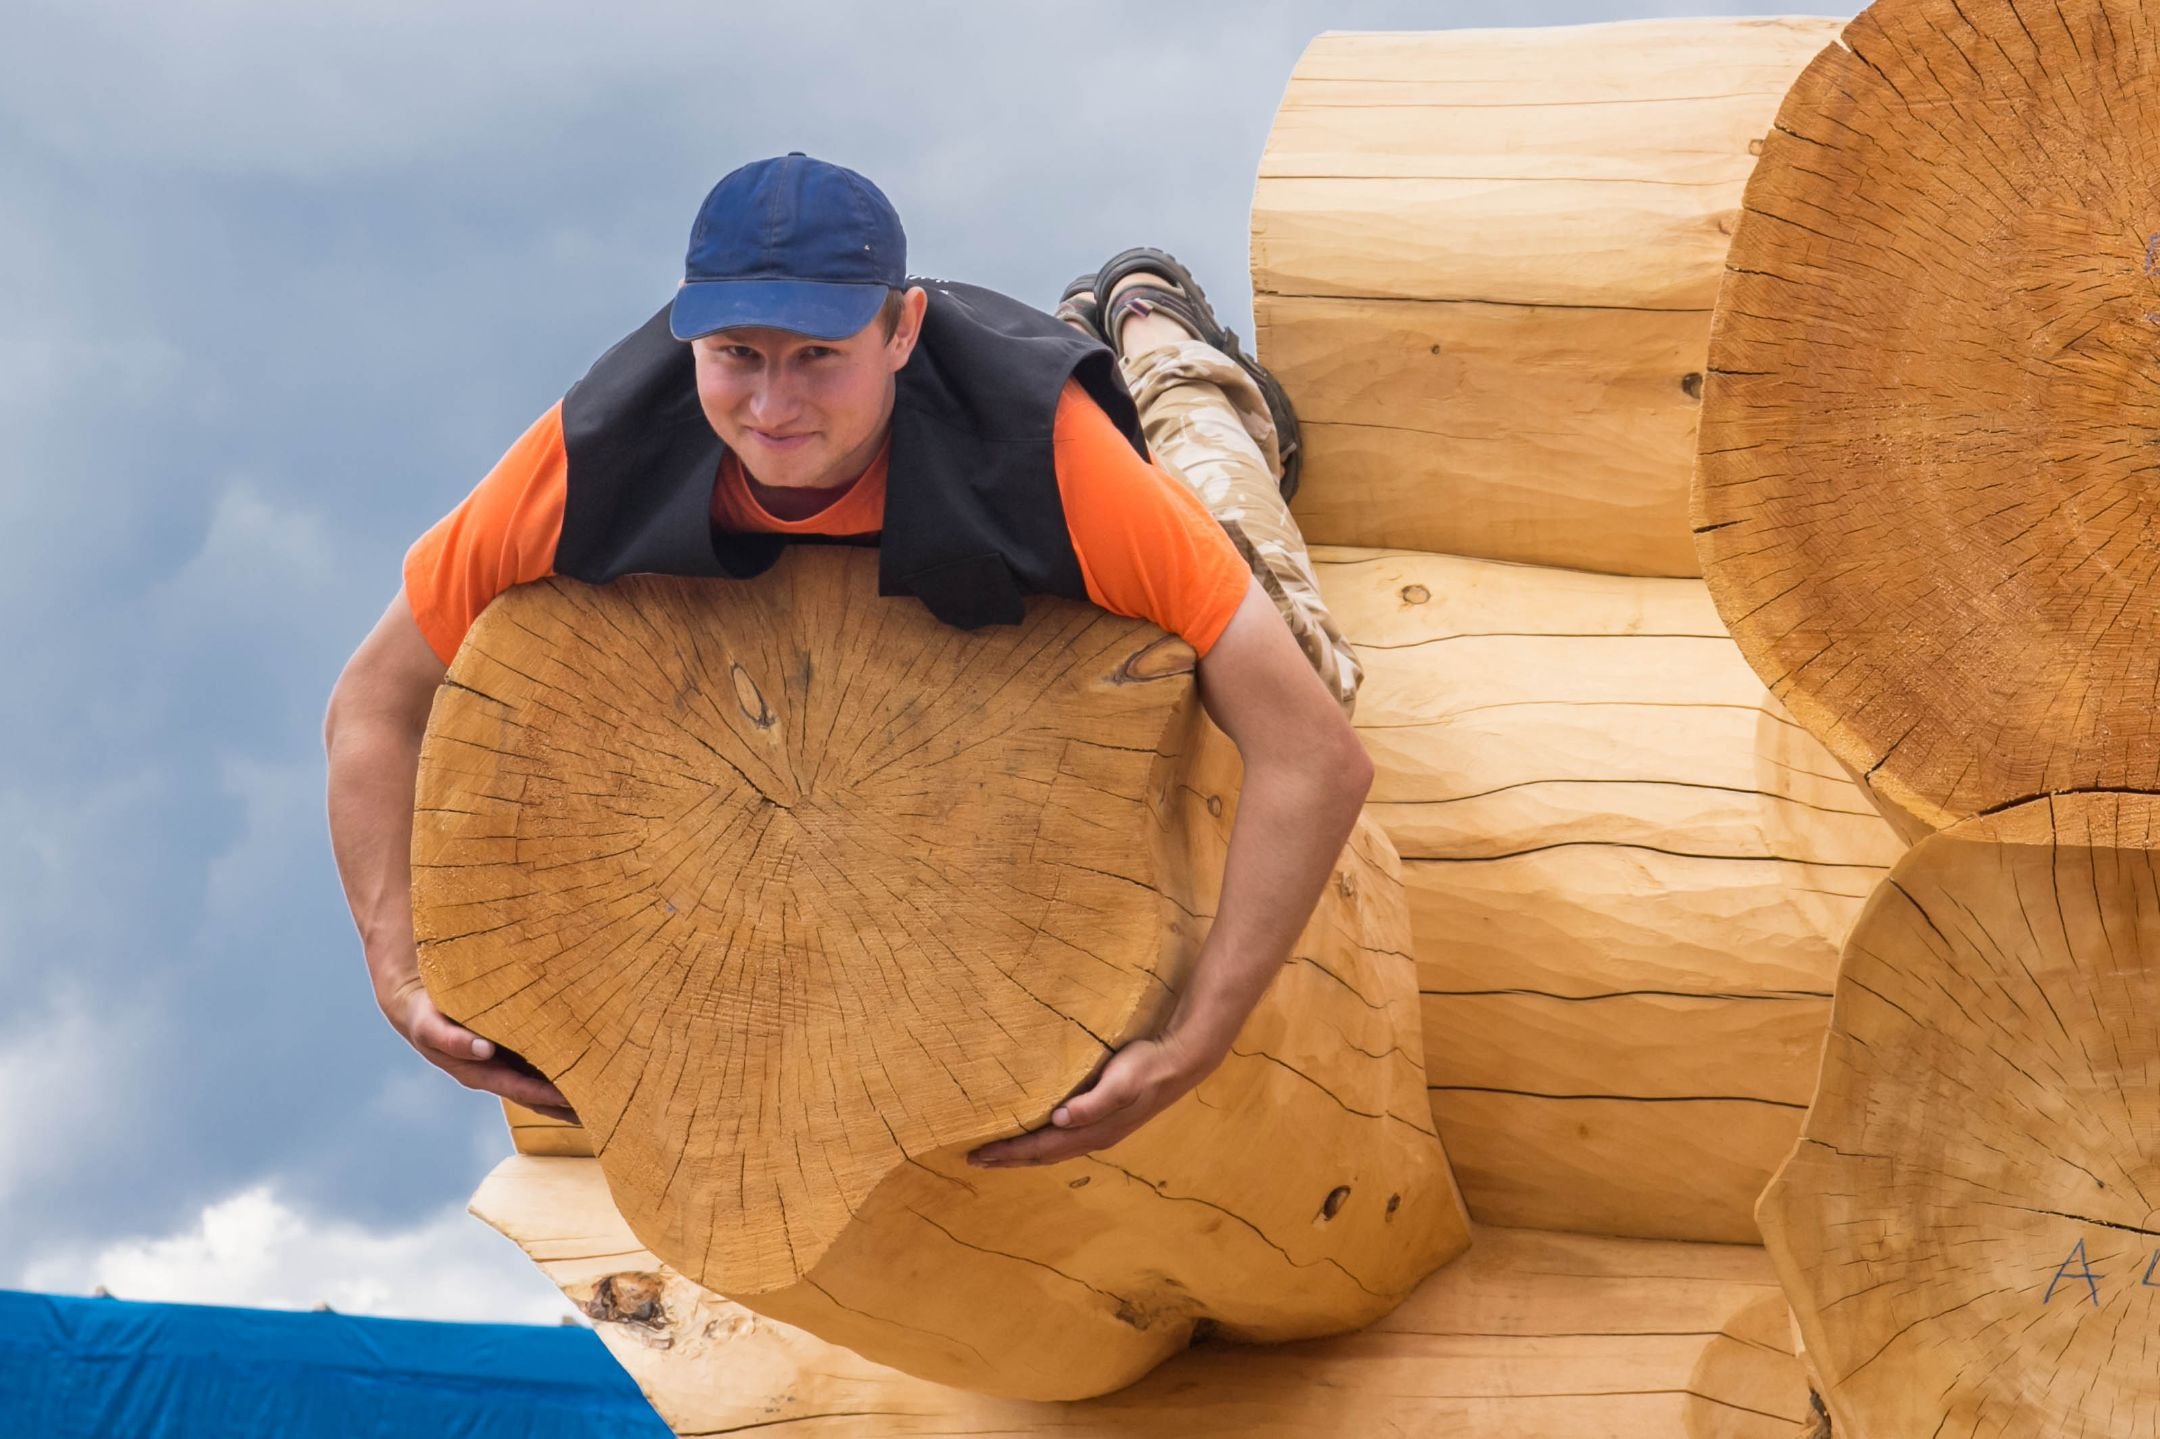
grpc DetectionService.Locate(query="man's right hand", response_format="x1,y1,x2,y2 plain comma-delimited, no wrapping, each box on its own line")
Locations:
379,974,578,1123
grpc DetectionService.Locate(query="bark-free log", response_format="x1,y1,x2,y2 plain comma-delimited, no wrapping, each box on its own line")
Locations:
473,1153,1811,1438
1253,18,1840,574
1760,792,2160,1434
411,547,1465,1399
1313,546,1905,1241
1696,0,2160,839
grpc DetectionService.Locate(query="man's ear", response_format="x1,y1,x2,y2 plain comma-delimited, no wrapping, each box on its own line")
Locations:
887,286,929,369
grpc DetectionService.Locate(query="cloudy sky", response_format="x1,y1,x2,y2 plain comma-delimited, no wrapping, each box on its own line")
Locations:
1,0,1852,1323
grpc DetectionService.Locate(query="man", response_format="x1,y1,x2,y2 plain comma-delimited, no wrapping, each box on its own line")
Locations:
323,154,1369,1170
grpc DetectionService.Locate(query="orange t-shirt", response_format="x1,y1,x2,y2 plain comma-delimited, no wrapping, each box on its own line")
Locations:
403,381,1251,666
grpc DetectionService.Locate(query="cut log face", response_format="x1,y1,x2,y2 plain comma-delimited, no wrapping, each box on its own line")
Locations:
1695,0,2160,839
1760,792,2160,1433
413,547,1466,1398
1314,546,1905,1241
472,1153,1811,1438
1254,18,1840,574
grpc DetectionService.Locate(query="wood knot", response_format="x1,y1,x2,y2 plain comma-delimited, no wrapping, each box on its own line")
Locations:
730,664,774,729
1337,871,1356,899
1427,343,1443,356
1385,1193,1401,1220
1113,634,1197,685
1748,136,1766,156
1680,372,1704,401
1067,1176,1090,1189
584,1272,669,1331
1399,584,1430,605
1318,1185,1352,1222
1205,794,1223,818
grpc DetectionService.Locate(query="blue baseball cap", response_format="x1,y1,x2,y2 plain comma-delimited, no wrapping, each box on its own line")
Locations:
669,153,907,342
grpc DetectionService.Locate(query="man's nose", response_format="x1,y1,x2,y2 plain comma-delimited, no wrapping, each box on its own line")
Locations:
746,374,801,428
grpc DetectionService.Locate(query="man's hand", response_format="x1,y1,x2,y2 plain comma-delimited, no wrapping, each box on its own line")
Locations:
964,1031,1217,1168
379,973,578,1123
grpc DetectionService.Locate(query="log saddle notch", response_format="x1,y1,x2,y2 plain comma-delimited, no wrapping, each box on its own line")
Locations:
401,9,2098,1434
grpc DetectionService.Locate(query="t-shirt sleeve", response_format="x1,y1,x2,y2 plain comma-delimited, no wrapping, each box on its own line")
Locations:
402,401,569,665
1052,381,1253,658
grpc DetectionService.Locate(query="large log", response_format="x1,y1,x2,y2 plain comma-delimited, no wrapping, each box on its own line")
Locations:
1314,545,1905,1241
473,1152,1812,1438
1253,18,1841,575
1759,792,2160,1434
411,547,1466,1399
1695,0,2160,840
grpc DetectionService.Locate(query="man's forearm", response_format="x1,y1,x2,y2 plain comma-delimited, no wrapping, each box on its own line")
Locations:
1157,748,1372,1062
324,702,430,1008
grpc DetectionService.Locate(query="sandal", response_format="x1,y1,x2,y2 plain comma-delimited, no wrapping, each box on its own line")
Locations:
1053,273,1105,345
1092,246,1303,503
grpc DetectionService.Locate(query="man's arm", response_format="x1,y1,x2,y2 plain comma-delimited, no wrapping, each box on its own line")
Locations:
967,577,1372,1166
323,590,576,1119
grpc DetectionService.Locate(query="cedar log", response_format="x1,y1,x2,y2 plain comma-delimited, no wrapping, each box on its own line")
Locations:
1695,0,2160,839
412,547,1467,1399
1254,17,1841,575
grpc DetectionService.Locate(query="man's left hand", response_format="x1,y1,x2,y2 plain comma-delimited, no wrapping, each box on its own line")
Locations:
965,1030,1219,1168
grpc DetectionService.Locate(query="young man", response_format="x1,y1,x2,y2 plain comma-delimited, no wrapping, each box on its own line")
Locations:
323,154,1368,1170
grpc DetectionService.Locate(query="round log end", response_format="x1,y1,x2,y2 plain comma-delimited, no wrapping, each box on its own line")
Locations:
1696,0,2160,835
412,550,1199,1294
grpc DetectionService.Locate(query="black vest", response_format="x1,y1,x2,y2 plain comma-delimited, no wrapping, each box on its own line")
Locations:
552,279,1147,630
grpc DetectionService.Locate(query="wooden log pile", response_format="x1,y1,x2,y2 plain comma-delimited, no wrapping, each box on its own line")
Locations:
1698,0,2160,1429
420,11,2037,1434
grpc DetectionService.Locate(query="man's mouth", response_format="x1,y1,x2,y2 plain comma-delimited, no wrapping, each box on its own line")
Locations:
749,428,815,451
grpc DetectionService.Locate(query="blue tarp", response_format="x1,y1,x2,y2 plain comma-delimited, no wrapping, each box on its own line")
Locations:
0,1289,673,1438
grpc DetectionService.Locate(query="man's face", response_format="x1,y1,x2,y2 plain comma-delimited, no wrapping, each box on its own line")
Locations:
690,287,926,490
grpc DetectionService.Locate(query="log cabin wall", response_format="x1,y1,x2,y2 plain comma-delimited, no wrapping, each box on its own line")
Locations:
1253,17,1908,1243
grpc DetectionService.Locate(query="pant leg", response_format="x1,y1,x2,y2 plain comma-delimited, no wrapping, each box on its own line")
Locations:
1118,338,1364,717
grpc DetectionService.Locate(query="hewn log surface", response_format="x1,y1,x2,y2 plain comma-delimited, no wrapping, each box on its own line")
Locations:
1760,792,2160,1436
473,1153,1811,1438
1695,0,2160,840
412,548,1465,1398
1315,546,1905,1241
1254,18,1842,574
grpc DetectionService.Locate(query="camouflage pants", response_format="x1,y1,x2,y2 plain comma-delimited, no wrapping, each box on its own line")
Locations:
1118,338,1363,716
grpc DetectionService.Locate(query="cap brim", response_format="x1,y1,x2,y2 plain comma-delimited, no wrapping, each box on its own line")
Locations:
669,279,888,342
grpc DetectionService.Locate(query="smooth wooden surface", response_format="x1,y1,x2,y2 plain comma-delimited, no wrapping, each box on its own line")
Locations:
1316,546,1904,1242
1761,792,2160,1435
413,547,1465,1399
1696,0,2160,839
1254,18,1842,572
474,1153,1811,1437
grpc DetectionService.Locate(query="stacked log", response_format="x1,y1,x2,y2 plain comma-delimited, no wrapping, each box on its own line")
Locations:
473,1153,1812,1437
1255,16,1845,576
1256,17,1905,1243
1697,0,2160,1427
414,550,1467,1401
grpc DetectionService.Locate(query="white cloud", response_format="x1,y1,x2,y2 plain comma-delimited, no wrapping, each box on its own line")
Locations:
21,1183,580,1326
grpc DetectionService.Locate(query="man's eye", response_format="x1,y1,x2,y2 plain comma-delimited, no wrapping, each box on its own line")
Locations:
722,345,758,361
801,346,836,360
